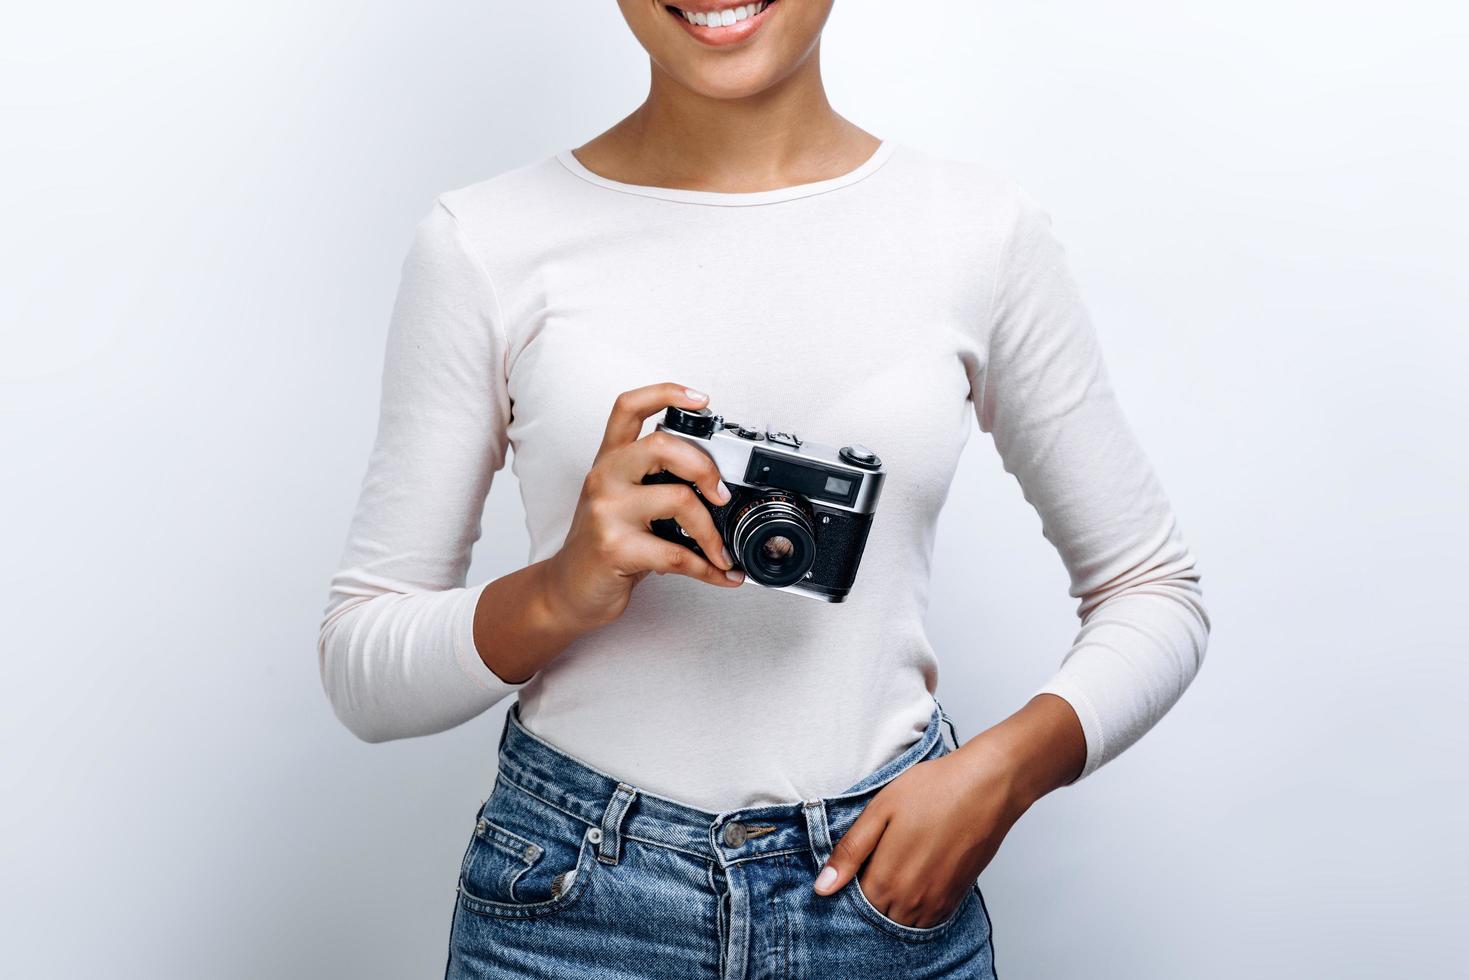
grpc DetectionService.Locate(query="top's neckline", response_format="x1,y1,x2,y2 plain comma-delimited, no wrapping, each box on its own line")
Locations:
553,140,896,207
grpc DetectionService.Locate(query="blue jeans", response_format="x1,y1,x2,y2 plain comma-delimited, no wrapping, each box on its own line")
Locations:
445,697,997,979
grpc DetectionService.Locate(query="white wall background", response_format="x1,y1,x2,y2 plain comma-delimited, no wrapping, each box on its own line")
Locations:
3,2,1465,977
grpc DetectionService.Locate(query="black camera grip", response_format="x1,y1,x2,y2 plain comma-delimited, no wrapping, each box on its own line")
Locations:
640,470,711,558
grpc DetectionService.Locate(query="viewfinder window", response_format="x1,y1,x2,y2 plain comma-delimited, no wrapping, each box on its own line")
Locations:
824,475,853,496
744,449,861,506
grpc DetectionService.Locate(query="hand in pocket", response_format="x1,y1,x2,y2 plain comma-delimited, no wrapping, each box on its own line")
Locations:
812,747,1020,930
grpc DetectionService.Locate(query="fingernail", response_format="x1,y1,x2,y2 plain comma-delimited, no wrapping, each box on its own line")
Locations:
721,547,734,568
684,388,707,402
725,569,744,585
714,481,731,504
814,866,838,893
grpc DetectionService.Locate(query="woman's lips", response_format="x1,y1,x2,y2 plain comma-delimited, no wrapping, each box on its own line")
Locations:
665,2,778,48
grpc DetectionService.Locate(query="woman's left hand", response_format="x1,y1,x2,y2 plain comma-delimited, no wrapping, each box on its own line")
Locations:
812,694,1086,929
812,740,1023,928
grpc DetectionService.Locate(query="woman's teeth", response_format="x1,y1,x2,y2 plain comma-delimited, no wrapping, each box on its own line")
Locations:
680,3,769,27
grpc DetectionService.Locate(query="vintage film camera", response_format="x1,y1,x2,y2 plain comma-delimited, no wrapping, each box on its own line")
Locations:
641,405,886,602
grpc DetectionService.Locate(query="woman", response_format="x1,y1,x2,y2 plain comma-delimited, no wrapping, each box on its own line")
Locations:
319,2,1211,976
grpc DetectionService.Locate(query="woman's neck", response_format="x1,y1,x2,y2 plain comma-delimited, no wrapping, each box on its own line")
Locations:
572,47,880,193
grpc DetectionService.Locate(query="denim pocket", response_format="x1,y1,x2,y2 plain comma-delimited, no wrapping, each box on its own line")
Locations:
844,872,977,943
456,776,597,920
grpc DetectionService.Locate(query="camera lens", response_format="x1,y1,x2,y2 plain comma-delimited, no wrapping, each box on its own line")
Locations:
761,535,797,561
729,492,816,588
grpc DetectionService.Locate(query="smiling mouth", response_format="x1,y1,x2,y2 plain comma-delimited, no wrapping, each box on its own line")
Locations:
664,2,777,30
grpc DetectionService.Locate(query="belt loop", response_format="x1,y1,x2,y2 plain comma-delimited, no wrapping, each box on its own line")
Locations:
598,782,638,866
802,798,833,867
497,703,514,754
932,695,960,751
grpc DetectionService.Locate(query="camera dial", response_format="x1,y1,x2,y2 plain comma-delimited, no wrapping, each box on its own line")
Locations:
839,444,882,470
662,406,717,438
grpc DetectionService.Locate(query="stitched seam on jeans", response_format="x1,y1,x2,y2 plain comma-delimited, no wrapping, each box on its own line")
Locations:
723,847,810,868
620,833,710,863
496,768,598,829
849,875,971,940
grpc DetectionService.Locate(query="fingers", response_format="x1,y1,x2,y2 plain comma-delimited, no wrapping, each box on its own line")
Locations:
814,806,889,896
583,382,742,590
623,533,745,589
613,431,731,507
598,383,709,458
629,483,732,571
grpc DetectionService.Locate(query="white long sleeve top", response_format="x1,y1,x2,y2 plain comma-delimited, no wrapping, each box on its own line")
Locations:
318,141,1210,812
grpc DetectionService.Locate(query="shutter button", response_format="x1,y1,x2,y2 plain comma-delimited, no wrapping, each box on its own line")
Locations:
722,822,748,847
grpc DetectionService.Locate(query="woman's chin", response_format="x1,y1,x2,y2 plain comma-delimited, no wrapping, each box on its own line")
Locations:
659,43,795,101
668,63,786,101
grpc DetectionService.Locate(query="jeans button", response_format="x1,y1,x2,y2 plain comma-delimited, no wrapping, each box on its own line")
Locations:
722,822,747,847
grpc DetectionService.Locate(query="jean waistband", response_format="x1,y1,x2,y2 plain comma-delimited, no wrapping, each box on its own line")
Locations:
492,696,951,867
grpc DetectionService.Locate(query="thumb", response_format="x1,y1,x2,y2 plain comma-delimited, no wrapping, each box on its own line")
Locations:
814,807,888,895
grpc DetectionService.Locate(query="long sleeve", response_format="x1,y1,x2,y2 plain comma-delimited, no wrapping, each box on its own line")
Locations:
317,197,531,743
974,188,1211,781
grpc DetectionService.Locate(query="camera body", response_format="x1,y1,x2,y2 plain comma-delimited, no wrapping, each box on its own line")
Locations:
641,405,886,602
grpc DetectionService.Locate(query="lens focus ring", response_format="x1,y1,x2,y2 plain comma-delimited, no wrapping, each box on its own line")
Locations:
730,493,817,588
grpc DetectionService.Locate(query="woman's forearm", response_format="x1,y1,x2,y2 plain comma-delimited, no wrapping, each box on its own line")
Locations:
470,558,591,686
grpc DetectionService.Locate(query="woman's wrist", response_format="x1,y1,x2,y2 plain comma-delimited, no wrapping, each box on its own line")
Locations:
536,551,607,635
952,693,1088,817
471,558,594,685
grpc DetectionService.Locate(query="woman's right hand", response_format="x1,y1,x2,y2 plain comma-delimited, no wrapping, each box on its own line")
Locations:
541,382,746,633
